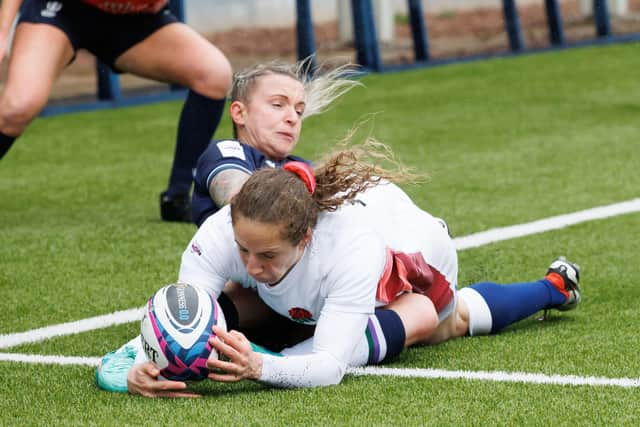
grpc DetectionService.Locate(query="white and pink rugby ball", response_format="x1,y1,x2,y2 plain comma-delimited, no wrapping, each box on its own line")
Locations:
140,283,226,381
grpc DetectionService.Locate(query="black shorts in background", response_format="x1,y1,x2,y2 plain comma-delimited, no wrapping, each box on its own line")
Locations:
18,0,178,70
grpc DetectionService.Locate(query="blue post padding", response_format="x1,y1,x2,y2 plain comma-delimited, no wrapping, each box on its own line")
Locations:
168,0,185,22
544,0,565,46
296,0,317,71
502,0,524,51
351,0,381,71
168,0,185,91
593,0,612,37
407,0,429,61
96,61,120,100
351,0,368,67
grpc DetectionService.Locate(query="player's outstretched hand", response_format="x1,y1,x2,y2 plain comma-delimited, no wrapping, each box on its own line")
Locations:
207,326,263,382
127,362,200,398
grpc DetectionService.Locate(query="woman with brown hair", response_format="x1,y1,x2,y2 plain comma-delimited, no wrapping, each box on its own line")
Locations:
137,141,580,392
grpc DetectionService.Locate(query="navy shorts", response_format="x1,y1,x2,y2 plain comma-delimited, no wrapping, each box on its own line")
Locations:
18,0,178,71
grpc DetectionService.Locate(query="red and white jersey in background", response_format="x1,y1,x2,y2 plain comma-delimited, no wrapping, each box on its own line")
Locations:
81,0,168,14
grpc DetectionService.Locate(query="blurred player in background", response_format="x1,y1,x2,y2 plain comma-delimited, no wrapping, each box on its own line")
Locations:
0,0,231,221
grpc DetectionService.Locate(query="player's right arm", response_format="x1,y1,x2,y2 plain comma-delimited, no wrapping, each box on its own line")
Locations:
208,168,250,208
0,0,22,60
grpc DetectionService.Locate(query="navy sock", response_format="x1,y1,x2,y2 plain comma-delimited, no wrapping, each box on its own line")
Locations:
166,91,226,196
0,132,17,159
367,309,406,364
468,279,566,333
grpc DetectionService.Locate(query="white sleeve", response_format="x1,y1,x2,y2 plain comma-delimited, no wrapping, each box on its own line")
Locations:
259,310,368,388
178,208,237,297
258,228,385,387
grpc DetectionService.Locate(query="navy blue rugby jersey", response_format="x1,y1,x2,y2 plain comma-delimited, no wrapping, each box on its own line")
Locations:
191,139,309,227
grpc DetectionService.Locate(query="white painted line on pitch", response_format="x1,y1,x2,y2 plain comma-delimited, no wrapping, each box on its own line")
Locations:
1,198,639,352
347,366,640,388
0,352,100,367
0,307,143,349
1,352,637,389
454,198,640,250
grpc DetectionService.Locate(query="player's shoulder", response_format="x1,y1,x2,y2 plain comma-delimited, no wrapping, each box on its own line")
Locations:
201,139,251,161
285,154,310,164
195,205,234,240
314,209,385,260
195,140,259,183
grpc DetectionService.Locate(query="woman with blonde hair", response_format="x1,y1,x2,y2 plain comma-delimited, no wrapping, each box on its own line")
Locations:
191,59,361,226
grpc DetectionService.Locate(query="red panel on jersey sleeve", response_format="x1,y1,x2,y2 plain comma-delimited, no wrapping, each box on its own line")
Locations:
81,0,168,14
376,248,454,313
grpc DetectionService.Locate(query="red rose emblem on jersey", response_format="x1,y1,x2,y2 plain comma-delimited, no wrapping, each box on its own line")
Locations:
190,242,202,256
288,307,314,323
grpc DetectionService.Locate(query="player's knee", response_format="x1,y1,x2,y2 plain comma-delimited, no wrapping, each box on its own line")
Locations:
391,294,439,346
0,92,46,134
189,59,232,99
425,301,468,345
411,302,439,342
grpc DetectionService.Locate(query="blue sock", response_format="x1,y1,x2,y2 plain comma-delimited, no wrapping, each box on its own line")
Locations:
0,132,16,159
468,279,566,333
367,309,406,364
167,91,226,196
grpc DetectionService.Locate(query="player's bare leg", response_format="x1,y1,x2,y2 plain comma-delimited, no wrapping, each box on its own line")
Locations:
0,23,73,158
115,22,232,222
384,293,440,346
425,296,470,345
114,22,231,98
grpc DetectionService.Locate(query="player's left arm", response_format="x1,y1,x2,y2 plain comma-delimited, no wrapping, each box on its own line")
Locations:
179,208,238,297
207,233,384,388
207,310,369,388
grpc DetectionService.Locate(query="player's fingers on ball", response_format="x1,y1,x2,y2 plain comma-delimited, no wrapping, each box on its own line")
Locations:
158,380,187,391
210,335,242,360
206,355,223,369
215,327,243,346
208,337,230,358
212,325,228,338
229,330,244,339
207,357,237,372
141,362,158,375
208,372,241,383
209,333,222,345
229,331,250,349
219,331,247,352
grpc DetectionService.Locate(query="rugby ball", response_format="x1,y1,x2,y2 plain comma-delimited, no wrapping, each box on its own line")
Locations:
140,283,226,381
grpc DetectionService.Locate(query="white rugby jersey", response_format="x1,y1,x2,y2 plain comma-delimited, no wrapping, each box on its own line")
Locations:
178,182,458,388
